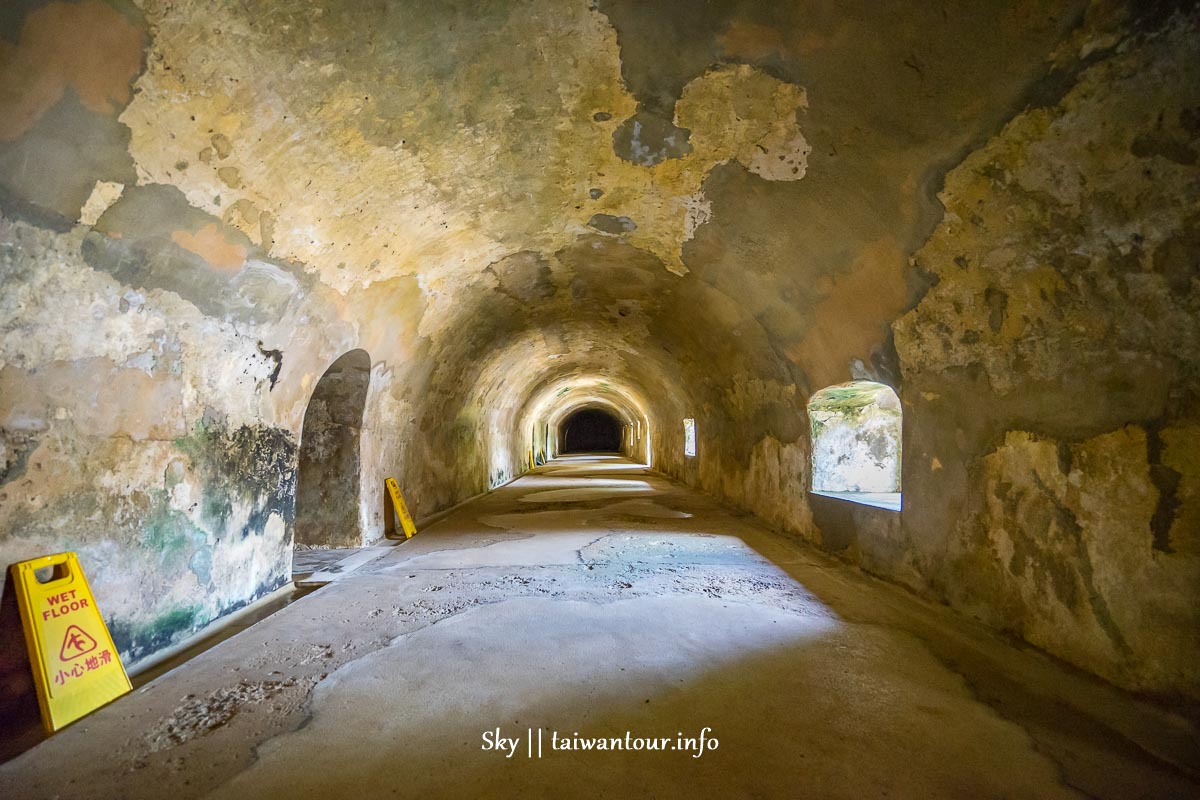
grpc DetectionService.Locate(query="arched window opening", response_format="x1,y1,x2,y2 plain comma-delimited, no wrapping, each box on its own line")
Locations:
560,408,622,453
808,381,901,511
294,349,372,553
683,418,696,457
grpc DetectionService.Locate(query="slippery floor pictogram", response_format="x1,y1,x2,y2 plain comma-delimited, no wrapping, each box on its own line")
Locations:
59,624,98,661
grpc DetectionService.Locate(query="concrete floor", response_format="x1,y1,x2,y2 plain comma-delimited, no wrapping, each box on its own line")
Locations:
2,456,1197,799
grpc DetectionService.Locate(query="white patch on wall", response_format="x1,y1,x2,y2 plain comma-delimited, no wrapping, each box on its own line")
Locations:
78,181,125,226
682,191,712,242
209,510,289,606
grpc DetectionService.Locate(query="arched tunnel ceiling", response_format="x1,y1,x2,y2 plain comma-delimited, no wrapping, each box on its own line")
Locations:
531,377,648,433
7,0,1089,427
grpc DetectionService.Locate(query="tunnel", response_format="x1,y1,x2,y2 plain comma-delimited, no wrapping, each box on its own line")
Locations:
559,408,623,453
1,2,1198,797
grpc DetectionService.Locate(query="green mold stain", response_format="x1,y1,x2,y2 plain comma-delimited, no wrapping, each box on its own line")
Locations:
174,415,297,537
108,605,205,662
140,490,207,568
810,384,885,413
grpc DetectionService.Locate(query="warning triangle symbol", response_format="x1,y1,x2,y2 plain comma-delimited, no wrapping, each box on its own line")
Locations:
60,624,98,661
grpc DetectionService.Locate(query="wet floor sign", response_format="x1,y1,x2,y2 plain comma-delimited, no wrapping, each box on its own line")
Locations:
385,477,417,539
10,552,131,733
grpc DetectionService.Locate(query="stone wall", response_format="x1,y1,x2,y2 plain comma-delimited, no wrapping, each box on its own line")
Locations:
0,1,493,690
646,4,1200,700
892,11,1200,698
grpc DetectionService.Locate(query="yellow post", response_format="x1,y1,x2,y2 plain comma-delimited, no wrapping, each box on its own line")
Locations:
10,552,131,733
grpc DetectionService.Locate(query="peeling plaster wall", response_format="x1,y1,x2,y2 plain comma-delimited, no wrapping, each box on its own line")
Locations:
0,213,302,669
890,10,1200,698
0,0,355,700
633,2,1200,701
1,0,1197,709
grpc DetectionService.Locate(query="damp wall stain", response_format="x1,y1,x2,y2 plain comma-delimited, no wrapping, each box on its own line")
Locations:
0,0,146,143
0,206,311,680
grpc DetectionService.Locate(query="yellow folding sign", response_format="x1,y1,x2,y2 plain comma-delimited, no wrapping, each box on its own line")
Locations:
385,477,417,539
10,552,131,733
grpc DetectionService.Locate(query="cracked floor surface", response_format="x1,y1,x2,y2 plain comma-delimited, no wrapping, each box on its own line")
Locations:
3,455,1198,799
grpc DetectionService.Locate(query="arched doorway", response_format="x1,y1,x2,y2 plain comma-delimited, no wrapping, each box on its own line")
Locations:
295,349,371,548
560,408,622,453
